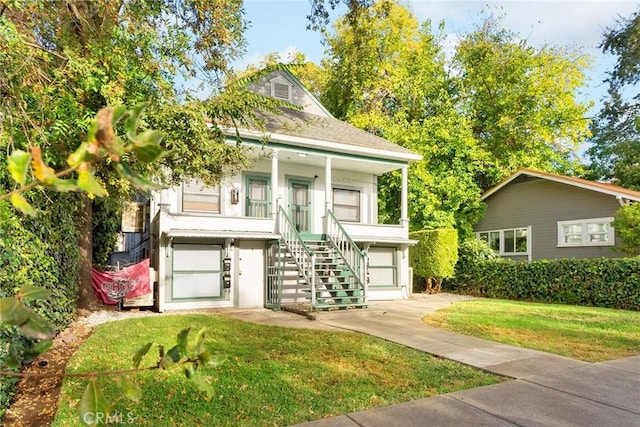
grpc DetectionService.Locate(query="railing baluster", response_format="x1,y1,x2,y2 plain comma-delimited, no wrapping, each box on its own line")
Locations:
277,206,314,304
325,210,367,299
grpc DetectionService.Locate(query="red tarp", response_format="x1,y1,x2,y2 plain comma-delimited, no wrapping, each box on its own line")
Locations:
91,258,151,304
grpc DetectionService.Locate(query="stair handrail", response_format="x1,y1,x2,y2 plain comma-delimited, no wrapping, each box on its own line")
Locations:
277,206,316,305
325,210,368,299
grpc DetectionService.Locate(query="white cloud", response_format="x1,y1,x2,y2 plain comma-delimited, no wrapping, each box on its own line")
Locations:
410,1,637,51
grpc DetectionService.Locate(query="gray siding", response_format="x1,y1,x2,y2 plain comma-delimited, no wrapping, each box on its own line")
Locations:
248,70,328,117
475,178,624,260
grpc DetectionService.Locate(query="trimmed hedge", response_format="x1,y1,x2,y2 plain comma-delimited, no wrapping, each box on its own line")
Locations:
409,229,458,293
448,257,640,311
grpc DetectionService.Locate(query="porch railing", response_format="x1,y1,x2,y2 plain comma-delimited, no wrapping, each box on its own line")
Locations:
277,206,316,305
326,210,368,301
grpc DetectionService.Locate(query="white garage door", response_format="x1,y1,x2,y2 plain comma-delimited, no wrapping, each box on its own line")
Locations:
172,243,222,300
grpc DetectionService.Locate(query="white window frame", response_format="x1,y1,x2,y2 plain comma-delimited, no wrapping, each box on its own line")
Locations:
367,247,398,288
332,187,361,223
477,226,531,258
181,180,221,214
557,217,614,247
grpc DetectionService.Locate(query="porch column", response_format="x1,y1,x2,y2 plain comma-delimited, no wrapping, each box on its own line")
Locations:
271,149,279,218
401,165,409,230
325,156,332,215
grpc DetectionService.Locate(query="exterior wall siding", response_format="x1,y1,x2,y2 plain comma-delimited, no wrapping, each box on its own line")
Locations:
159,158,379,232
476,179,624,260
249,70,327,116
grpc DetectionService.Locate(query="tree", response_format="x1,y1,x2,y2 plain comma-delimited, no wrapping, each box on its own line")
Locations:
612,203,640,256
409,229,458,293
321,0,485,236
0,0,259,310
586,8,640,190
454,17,593,190
307,0,373,31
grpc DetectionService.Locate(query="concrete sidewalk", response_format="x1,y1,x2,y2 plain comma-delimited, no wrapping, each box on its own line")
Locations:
226,296,640,426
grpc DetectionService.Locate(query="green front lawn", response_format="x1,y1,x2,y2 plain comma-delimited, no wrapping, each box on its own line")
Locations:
53,314,502,426
424,299,640,362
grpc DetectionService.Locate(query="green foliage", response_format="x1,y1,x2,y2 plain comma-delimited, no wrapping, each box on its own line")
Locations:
454,17,592,190
586,8,640,189
449,257,640,311
322,1,485,235
0,105,165,424
1,290,225,425
92,196,126,267
0,0,262,315
321,1,589,236
0,331,24,419
612,203,640,255
454,238,496,276
307,0,373,31
0,284,56,391
409,229,458,293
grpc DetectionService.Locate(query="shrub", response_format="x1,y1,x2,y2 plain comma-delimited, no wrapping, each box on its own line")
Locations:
613,203,640,256
409,229,458,293
449,256,640,311
455,238,496,274
0,201,79,419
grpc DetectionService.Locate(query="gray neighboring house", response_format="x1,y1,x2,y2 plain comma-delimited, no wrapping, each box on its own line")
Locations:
475,168,640,261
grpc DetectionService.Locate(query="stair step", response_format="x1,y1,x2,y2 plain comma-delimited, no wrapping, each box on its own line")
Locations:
304,287,362,293
313,302,368,310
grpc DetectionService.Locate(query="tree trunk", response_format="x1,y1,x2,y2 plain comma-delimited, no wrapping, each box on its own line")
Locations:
76,195,105,312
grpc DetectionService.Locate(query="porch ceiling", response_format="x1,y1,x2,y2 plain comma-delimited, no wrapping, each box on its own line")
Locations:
277,151,403,175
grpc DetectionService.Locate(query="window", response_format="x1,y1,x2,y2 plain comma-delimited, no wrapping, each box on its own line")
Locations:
246,176,270,217
478,227,530,256
182,180,220,213
557,217,614,247
368,247,397,288
121,202,145,232
333,188,360,222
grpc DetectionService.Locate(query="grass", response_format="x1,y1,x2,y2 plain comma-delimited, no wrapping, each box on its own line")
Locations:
424,299,640,362
52,314,502,426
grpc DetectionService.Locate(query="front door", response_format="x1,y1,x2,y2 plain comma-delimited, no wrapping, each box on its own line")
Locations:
289,179,311,233
237,240,265,307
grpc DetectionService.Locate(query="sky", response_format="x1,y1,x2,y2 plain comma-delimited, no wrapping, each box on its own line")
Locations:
237,0,639,111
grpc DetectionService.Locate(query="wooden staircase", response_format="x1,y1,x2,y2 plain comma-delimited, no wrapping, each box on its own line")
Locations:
303,236,366,309
266,208,367,311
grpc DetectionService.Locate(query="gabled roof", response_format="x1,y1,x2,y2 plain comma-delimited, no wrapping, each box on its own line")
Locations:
481,168,640,202
231,67,422,163
241,107,421,162
274,68,334,118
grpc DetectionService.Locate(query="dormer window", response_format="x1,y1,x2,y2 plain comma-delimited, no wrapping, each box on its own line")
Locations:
270,76,292,101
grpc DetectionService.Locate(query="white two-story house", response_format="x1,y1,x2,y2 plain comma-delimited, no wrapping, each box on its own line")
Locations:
149,69,422,312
